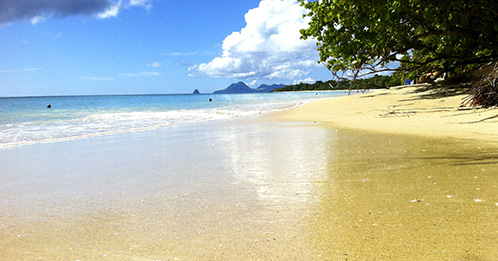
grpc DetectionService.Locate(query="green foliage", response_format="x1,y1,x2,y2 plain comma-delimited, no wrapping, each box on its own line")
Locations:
299,0,498,79
273,75,401,92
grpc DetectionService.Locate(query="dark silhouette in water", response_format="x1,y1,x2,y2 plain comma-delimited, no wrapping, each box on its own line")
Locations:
47,104,52,108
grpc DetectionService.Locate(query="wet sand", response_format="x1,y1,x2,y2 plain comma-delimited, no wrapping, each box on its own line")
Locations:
1,119,334,260
2,86,498,260
309,129,498,260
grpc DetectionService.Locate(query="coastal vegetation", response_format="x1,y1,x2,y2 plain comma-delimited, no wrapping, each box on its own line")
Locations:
273,74,399,92
298,0,498,106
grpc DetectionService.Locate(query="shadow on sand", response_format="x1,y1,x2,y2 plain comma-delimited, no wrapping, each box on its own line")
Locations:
410,82,472,99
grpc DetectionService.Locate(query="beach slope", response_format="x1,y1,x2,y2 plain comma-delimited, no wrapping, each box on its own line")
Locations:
280,84,498,142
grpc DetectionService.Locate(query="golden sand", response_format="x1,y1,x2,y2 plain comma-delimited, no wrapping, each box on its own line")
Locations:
277,84,498,259
280,84,498,143
309,130,498,260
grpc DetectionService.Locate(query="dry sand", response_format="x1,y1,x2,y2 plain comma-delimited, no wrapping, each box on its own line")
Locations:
280,84,498,143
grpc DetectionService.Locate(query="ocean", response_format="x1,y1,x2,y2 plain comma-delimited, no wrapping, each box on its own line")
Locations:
0,91,348,147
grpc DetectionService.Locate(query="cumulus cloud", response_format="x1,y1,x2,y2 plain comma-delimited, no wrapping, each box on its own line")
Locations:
0,0,153,26
96,1,122,19
189,0,319,80
293,77,315,84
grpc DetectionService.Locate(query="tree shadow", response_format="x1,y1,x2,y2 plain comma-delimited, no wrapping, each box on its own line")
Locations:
415,149,498,166
409,82,472,99
359,92,390,98
360,82,472,101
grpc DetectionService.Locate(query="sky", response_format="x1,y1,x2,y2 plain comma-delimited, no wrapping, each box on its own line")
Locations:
0,0,334,97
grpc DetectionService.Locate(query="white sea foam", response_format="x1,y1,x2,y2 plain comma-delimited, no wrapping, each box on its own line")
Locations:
0,91,348,147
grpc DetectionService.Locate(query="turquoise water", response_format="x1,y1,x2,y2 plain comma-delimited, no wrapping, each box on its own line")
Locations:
0,91,348,147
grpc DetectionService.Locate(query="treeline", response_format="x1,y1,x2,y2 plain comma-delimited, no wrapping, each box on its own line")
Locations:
273,75,401,92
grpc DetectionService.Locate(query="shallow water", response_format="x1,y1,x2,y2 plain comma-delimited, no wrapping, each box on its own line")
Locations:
0,117,334,260
0,91,347,147
1,117,497,260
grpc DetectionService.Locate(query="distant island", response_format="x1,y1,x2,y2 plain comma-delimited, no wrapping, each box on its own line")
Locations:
212,75,399,94
272,75,399,92
213,82,285,94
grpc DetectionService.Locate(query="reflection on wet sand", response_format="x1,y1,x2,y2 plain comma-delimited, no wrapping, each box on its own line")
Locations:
313,129,498,260
1,118,498,260
220,122,330,204
0,120,334,260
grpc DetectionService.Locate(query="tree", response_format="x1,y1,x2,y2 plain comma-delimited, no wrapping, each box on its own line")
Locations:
299,0,498,81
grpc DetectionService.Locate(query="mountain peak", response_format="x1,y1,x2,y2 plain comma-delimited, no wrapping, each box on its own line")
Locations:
213,82,286,94
213,82,285,94
213,82,253,94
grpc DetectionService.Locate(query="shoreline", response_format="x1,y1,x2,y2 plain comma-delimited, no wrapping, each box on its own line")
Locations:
278,84,498,143
0,118,334,260
0,91,348,149
2,87,498,259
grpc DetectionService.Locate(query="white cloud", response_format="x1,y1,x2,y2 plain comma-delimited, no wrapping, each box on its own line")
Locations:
121,71,160,77
97,1,122,19
147,62,161,67
190,0,319,80
293,77,315,84
0,67,41,73
128,0,153,10
23,67,41,72
78,76,115,81
30,16,46,25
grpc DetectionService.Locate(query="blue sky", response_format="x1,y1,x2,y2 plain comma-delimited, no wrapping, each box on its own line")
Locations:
0,0,333,97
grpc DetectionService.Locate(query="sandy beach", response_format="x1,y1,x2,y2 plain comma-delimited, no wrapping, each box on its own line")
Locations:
2,85,498,260
277,84,498,259
281,84,498,142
